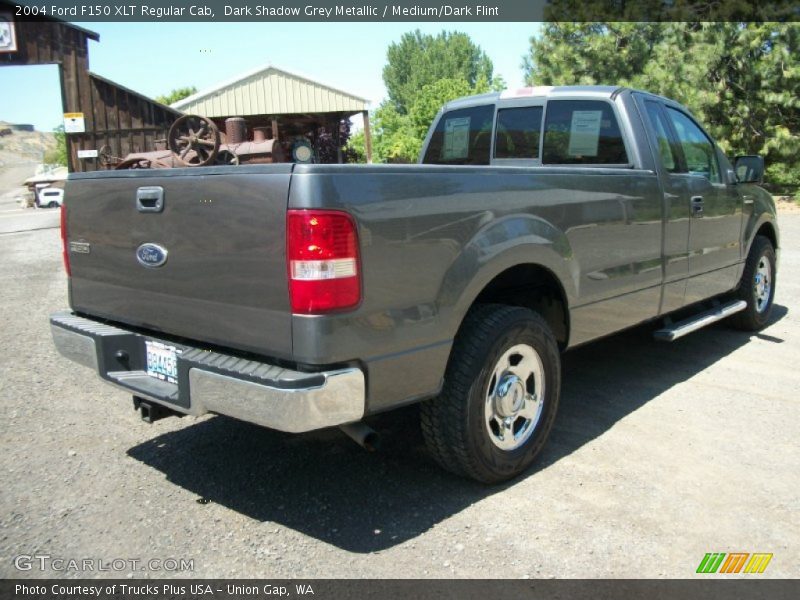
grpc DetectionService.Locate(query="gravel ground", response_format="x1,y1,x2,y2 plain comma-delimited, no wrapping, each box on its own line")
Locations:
0,218,797,579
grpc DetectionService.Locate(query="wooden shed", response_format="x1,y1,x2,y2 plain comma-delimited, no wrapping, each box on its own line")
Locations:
172,63,372,163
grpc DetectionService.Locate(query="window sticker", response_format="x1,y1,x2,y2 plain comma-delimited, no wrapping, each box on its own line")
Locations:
443,117,471,160
567,110,603,157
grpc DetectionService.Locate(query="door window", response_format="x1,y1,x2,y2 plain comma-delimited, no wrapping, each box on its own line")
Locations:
665,107,721,183
644,101,678,172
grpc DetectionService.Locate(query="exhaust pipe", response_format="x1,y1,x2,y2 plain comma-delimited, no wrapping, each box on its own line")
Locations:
339,422,380,452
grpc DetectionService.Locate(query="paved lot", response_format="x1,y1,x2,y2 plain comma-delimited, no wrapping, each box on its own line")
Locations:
0,217,797,579
0,208,60,235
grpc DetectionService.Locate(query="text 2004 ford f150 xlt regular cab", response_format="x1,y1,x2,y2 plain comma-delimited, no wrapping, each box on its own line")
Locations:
51,86,778,483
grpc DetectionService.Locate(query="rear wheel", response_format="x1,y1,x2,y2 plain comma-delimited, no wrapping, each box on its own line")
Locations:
48,201,57,208
421,304,561,483
730,235,776,331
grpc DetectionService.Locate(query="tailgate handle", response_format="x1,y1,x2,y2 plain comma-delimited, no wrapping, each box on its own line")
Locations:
136,186,164,213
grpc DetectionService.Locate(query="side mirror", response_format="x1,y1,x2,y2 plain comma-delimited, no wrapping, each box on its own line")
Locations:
735,155,764,184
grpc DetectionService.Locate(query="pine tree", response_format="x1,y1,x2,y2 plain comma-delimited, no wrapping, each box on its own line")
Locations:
524,23,800,190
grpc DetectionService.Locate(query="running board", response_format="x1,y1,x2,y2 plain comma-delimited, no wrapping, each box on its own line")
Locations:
653,300,747,342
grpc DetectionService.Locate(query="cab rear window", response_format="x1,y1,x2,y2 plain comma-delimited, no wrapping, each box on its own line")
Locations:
423,105,494,165
494,106,543,159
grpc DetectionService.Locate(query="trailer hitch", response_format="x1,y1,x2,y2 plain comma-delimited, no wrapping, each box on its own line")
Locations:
133,396,183,424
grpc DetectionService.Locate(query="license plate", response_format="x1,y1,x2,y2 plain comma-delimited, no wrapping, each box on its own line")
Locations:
145,341,180,384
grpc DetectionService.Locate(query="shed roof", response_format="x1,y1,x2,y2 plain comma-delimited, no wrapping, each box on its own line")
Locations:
171,64,369,117
89,72,181,117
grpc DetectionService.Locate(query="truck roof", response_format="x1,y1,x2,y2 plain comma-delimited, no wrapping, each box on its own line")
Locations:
443,85,676,111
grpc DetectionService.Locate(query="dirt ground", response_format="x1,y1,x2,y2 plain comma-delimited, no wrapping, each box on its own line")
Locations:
0,216,797,579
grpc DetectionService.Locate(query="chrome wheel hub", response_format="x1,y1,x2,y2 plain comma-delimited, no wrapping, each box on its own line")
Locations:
484,343,545,451
754,257,772,313
495,374,526,417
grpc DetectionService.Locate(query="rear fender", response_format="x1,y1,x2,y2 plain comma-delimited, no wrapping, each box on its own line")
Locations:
438,214,576,339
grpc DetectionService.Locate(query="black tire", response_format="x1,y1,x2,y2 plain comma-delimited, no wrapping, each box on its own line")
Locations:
420,304,561,484
48,202,57,208
730,236,776,331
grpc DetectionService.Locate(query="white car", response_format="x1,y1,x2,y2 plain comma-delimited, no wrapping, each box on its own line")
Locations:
37,187,64,208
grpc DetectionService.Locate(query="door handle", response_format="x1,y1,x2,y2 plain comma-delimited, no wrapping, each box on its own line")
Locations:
136,186,164,213
690,195,704,217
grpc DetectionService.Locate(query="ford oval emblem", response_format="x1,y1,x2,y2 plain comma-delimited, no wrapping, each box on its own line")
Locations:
136,243,168,268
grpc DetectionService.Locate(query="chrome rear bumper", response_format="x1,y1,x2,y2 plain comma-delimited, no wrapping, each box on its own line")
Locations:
50,311,365,433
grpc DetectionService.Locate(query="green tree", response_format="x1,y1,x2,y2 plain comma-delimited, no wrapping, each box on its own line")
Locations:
383,30,495,114
155,86,197,106
43,125,67,167
360,31,501,163
371,103,419,163
524,23,800,190
345,130,367,163
358,78,493,164
523,23,663,87
408,78,481,144
346,103,419,164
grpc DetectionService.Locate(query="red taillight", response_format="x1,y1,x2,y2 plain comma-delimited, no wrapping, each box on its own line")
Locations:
287,209,361,314
60,202,71,277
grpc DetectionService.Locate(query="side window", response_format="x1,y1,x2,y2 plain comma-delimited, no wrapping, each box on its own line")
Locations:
542,100,628,165
494,106,543,159
644,101,677,172
422,105,495,165
665,107,721,183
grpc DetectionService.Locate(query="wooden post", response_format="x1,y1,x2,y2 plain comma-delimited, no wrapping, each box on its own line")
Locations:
60,27,94,173
362,110,373,164
271,118,279,141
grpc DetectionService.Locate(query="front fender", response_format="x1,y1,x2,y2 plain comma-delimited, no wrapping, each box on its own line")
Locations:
742,185,779,257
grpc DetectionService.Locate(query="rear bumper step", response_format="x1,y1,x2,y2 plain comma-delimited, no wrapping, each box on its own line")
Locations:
653,300,747,342
50,311,365,433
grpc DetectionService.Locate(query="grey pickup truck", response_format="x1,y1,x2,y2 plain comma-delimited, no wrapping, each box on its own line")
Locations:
51,86,778,483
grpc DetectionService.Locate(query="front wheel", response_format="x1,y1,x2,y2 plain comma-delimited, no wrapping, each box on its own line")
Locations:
730,236,776,331
421,304,561,484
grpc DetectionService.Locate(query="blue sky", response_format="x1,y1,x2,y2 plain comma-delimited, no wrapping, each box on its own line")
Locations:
0,22,540,132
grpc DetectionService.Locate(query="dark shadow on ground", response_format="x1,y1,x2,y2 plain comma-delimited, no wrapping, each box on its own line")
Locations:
127,304,787,553
539,303,787,469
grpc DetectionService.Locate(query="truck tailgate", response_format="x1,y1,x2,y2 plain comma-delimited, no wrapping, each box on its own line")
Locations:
64,165,294,359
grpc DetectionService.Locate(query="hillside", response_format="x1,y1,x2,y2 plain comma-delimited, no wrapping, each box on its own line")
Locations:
0,121,57,165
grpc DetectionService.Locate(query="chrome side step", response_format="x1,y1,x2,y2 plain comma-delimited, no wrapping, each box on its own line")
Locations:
654,300,747,342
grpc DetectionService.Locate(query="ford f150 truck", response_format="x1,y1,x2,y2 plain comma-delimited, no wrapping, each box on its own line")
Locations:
51,86,778,483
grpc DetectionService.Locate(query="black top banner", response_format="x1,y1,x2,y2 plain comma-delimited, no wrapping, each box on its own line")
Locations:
4,0,800,22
